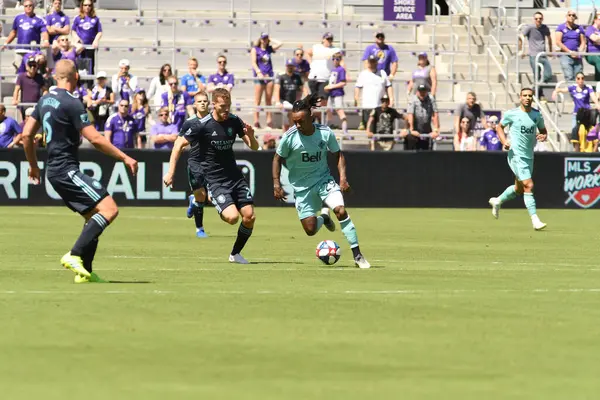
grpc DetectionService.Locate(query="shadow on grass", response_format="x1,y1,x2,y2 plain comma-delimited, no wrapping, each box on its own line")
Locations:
106,280,152,284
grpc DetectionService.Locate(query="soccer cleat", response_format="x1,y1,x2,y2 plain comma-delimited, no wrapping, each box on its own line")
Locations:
74,275,90,283
489,197,501,219
186,195,196,219
229,253,249,264
532,215,547,231
320,207,336,232
196,228,208,238
354,254,371,269
61,252,91,278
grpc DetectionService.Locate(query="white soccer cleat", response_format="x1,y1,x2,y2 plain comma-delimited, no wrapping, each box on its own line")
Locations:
229,253,249,264
531,215,547,231
489,197,501,219
354,254,371,269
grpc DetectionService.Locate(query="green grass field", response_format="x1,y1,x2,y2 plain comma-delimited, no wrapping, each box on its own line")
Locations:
1,206,599,399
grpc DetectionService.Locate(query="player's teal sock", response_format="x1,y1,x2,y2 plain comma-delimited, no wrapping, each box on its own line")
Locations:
316,216,324,232
339,216,359,249
498,185,518,204
524,192,537,216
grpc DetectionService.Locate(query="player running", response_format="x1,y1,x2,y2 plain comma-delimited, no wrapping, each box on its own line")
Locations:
163,88,259,263
488,87,548,230
21,60,138,283
272,93,371,268
164,92,210,238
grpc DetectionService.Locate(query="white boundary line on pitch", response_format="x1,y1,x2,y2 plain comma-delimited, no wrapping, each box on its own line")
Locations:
1,288,600,295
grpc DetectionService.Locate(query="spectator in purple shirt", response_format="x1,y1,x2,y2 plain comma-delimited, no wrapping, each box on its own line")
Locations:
45,0,70,45
161,75,193,131
12,58,47,119
149,107,179,150
1,0,49,68
585,14,600,82
132,88,150,147
478,116,503,151
291,47,310,95
553,72,600,128
0,105,23,149
555,10,586,82
51,35,84,72
325,52,348,133
16,50,44,73
250,32,283,129
105,99,140,149
207,55,235,93
111,59,138,106
71,0,102,74
361,31,398,79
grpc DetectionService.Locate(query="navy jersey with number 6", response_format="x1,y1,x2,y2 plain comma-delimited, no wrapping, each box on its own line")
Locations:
32,88,91,174
181,113,247,185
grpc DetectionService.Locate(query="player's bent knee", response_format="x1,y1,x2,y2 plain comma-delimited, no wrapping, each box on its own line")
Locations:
333,206,347,220
222,214,239,225
96,196,119,222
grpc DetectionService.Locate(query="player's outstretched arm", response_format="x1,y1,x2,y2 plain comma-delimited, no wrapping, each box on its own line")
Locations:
163,136,190,187
335,151,350,192
22,116,42,184
272,153,286,200
81,125,138,175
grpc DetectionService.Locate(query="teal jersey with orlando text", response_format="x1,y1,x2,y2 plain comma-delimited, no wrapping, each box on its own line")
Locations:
500,107,545,159
276,123,340,192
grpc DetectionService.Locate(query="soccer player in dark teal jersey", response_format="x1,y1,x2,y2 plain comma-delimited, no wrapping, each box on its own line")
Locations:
164,88,259,264
21,60,138,283
272,94,370,268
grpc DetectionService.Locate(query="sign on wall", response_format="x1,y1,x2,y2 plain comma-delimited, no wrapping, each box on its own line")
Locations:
564,157,600,208
383,0,426,22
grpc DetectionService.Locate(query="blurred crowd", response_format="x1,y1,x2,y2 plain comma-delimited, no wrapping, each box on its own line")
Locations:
0,0,506,153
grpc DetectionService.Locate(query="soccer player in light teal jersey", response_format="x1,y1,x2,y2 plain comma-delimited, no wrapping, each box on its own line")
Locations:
489,88,549,230
272,94,370,268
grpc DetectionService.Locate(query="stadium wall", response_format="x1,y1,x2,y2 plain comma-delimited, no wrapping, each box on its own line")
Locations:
0,150,598,209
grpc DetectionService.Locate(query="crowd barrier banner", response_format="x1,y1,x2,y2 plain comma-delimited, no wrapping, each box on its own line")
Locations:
1,149,599,209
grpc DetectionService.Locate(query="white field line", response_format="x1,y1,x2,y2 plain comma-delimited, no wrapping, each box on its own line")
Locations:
0,288,600,295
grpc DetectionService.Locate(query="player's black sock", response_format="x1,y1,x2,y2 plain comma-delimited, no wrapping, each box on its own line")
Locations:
231,222,253,255
351,246,361,259
71,214,109,257
194,204,204,229
82,238,99,273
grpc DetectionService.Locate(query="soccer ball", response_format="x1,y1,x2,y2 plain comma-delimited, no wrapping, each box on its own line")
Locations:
316,240,341,265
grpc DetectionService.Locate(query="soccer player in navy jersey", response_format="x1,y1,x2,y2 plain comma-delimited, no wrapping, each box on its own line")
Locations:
21,60,138,283
163,88,259,263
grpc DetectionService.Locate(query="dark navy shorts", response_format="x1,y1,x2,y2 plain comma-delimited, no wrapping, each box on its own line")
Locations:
48,169,108,214
187,165,206,192
206,179,254,214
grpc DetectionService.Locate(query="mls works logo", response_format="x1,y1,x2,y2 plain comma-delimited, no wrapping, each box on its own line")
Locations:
564,157,600,208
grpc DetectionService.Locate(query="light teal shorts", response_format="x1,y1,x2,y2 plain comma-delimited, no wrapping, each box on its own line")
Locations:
294,175,340,220
508,153,533,181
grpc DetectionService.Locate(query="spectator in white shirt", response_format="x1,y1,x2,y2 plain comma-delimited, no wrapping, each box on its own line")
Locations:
147,63,172,107
306,32,343,108
111,58,138,108
354,55,393,130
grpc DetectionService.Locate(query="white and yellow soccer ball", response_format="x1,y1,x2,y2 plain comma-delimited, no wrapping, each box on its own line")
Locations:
316,240,341,265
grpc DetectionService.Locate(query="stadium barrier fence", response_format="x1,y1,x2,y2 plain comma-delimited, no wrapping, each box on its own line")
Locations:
0,149,598,209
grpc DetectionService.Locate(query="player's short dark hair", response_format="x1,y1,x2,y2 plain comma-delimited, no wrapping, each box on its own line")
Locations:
212,88,230,103
520,87,534,95
534,11,543,18
292,92,320,114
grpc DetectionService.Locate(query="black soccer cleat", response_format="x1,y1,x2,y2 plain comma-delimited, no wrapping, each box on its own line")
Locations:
321,210,336,232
